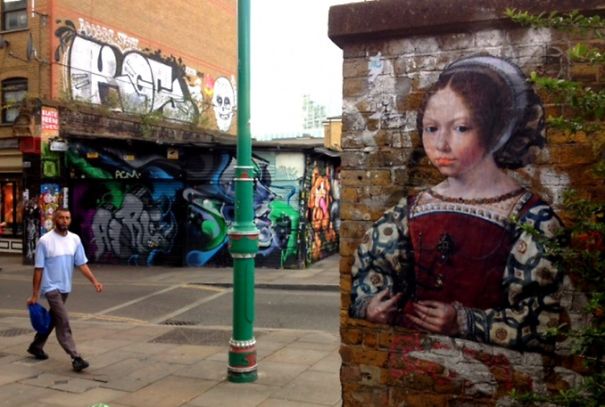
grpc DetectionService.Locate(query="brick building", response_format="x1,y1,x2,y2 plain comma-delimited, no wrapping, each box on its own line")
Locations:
329,0,604,405
0,0,341,267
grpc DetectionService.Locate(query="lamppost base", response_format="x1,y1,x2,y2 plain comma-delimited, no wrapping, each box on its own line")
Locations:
227,338,257,383
227,369,258,383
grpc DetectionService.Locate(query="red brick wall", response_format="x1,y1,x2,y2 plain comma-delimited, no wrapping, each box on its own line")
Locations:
330,1,604,405
0,0,236,158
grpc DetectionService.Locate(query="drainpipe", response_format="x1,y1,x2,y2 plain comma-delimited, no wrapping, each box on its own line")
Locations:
227,0,258,383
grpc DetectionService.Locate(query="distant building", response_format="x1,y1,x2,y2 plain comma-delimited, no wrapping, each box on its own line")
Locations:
302,94,327,133
0,1,339,268
323,116,341,151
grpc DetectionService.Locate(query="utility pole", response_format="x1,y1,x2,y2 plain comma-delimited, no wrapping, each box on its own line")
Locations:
227,0,258,383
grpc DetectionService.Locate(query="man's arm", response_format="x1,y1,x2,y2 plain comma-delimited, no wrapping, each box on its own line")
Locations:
27,268,43,305
77,263,103,292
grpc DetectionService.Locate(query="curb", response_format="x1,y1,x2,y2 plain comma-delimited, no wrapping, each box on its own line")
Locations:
189,282,340,292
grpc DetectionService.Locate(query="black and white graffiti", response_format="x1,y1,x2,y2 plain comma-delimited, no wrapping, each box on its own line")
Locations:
91,190,177,265
212,76,236,131
55,18,236,131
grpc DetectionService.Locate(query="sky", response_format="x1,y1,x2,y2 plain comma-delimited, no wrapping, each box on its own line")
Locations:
250,0,352,139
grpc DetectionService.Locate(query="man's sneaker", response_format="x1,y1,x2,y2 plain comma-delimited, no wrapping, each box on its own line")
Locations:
27,346,48,360
72,356,89,372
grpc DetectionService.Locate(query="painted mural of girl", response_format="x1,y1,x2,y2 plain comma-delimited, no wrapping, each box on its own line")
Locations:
350,55,567,352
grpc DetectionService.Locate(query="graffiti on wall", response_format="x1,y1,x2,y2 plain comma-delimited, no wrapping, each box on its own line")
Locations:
343,52,409,133
255,152,305,267
305,161,340,264
39,183,62,234
67,141,306,267
24,189,40,262
54,19,236,131
75,183,181,265
212,77,236,132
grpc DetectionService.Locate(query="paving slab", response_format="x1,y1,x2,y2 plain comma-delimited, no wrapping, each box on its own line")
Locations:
272,370,342,405
113,376,214,407
264,347,331,366
149,344,223,365
259,330,306,344
20,372,100,393
0,382,65,406
254,361,308,387
41,386,128,407
100,324,170,340
255,340,287,360
173,359,229,381
187,381,275,407
93,358,178,392
76,338,132,356
287,340,339,352
310,351,342,373
298,331,341,344
0,362,38,385
0,352,21,365
114,341,175,357
259,399,325,407
78,349,142,371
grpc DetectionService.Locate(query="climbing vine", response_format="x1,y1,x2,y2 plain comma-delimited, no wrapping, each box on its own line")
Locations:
507,8,605,406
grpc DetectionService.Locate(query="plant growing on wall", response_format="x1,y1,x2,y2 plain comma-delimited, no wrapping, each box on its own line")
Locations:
507,9,605,406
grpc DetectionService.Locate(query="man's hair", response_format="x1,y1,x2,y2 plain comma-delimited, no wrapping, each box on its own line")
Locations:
54,207,70,216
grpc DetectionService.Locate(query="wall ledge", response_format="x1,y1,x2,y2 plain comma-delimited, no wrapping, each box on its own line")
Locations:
328,0,605,48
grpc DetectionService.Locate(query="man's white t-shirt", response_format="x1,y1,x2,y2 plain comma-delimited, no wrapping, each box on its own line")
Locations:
35,230,88,295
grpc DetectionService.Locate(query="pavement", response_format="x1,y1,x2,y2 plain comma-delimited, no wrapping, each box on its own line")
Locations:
0,254,342,407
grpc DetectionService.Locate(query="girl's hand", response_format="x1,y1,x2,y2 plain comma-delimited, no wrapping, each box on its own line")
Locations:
366,289,402,324
407,300,459,335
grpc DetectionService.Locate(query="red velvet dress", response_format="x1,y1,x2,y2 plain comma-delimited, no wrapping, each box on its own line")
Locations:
398,191,541,326
350,189,564,350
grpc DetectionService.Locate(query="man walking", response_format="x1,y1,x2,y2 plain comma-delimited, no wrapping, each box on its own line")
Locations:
26,207,103,372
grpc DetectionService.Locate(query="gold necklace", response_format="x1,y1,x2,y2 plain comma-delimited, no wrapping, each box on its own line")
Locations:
426,187,526,205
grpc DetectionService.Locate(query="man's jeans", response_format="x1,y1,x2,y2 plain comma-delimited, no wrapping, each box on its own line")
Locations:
30,290,79,358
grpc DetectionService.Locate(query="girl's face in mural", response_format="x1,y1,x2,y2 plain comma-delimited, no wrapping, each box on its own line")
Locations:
422,86,490,179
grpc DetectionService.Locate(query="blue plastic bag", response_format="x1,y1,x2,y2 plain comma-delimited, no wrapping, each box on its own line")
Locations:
28,303,51,335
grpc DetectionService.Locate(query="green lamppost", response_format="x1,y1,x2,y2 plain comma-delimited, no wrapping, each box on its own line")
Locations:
227,0,258,383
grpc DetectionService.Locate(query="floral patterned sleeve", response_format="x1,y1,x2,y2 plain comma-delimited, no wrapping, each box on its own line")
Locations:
460,202,565,351
350,198,413,319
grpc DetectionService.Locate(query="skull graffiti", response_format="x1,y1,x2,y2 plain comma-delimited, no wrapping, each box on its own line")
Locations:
212,77,235,132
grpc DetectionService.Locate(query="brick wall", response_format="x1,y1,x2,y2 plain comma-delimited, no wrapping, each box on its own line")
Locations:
0,0,236,146
0,0,52,140
53,0,236,78
49,0,237,132
329,0,605,405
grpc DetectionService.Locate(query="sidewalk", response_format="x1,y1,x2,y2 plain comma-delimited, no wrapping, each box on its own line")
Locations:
0,254,342,407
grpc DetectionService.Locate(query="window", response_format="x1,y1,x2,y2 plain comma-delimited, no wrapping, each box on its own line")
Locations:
1,77,27,123
2,0,27,31
0,179,23,237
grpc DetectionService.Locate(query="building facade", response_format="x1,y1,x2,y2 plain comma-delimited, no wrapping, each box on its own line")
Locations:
0,0,341,267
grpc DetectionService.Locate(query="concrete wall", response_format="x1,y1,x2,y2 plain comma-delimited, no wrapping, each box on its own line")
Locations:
329,0,605,405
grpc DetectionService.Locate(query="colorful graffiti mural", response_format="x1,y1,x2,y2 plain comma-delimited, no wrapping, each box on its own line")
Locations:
66,140,314,267
39,183,62,234
54,18,236,131
304,160,340,264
